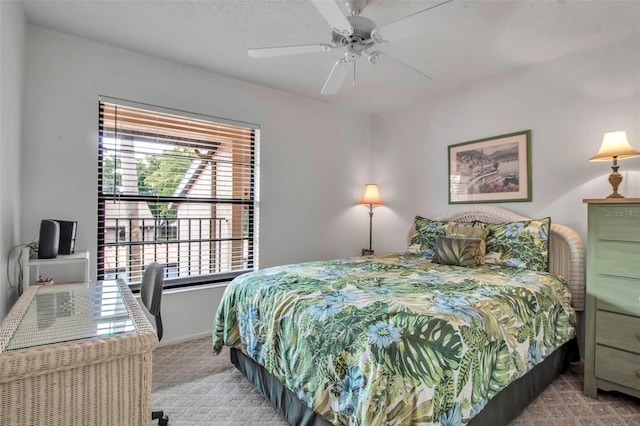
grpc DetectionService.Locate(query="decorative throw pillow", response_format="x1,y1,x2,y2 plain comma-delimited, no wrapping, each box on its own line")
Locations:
443,223,489,265
432,236,483,267
407,216,448,258
480,218,551,271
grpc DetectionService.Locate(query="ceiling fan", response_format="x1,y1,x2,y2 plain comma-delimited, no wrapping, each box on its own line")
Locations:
248,0,454,95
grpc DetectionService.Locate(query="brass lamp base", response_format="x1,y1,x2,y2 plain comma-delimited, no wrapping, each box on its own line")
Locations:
606,168,625,198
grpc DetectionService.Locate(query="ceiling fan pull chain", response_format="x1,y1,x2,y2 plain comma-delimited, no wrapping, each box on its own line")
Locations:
353,60,356,88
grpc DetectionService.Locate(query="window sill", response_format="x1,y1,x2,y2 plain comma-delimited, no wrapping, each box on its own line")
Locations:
162,281,230,295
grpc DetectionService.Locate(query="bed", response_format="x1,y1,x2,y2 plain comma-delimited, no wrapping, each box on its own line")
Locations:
213,205,584,425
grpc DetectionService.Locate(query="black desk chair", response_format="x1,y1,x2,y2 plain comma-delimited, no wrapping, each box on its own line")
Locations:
141,262,169,426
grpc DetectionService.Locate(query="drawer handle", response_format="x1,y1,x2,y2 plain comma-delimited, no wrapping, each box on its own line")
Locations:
637,332,640,341
637,370,640,378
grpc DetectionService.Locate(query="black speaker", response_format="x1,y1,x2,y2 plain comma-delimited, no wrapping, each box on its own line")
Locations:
55,220,77,255
38,220,60,259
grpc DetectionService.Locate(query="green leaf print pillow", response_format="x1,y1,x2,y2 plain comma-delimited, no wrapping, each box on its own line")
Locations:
432,236,483,267
443,223,490,266
480,218,551,271
407,216,448,258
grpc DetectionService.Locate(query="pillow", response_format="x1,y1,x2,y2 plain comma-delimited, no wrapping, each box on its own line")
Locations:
407,216,448,257
479,218,551,271
432,236,483,267
443,223,489,265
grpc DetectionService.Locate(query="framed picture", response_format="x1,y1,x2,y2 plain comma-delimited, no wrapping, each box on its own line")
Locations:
448,130,531,204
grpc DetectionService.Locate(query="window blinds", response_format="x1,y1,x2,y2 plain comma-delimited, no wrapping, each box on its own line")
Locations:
97,97,258,287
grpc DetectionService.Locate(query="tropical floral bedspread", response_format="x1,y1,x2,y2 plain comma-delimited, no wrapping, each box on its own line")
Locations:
213,253,576,425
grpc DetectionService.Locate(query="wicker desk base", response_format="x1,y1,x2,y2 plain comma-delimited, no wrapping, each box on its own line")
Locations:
0,283,158,425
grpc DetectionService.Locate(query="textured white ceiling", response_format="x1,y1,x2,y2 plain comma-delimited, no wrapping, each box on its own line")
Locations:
22,0,640,115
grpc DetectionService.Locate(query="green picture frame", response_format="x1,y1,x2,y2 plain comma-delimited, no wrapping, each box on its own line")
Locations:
448,130,532,204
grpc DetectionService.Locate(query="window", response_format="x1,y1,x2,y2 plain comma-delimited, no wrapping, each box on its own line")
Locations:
97,97,259,289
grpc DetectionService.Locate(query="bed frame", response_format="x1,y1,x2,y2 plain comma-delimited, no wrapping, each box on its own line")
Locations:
232,205,585,425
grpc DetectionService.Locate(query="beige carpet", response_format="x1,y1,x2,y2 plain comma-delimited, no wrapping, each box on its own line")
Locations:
151,337,640,425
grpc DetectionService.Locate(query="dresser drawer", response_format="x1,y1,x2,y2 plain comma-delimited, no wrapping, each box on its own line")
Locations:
594,240,640,279
594,276,640,316
595,345,640,391
593,205,640,242
595,311,640,353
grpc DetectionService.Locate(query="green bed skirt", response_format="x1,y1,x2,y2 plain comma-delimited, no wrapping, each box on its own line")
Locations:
230,338,578,426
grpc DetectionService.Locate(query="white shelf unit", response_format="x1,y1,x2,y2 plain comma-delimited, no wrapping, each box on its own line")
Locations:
20,247,90,286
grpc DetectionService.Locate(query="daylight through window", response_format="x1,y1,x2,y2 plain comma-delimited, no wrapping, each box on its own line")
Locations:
97,97,259,289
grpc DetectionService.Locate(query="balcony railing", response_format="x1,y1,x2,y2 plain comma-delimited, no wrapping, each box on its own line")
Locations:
100,216,251,286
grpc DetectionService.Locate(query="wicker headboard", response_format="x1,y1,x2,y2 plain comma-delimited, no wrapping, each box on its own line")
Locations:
408,205,585,311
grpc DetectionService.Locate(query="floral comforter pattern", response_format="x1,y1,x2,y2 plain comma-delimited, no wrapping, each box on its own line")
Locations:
213,253,576,425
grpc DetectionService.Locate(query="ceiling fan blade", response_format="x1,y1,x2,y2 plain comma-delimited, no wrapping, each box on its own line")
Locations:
310,0,353,36
367,51,433,81
372,0,454,43
248,43,334,58
321,59,351,95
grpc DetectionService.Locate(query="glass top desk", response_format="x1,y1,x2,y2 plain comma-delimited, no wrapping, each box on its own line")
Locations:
0,280,158,425
5,280,137,350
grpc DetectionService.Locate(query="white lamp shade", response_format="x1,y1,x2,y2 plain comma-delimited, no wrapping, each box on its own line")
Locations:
358,184,383,206
590,131,640,161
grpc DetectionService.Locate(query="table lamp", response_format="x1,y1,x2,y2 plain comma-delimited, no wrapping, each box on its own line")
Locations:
590,131,639,198
359,184,383,255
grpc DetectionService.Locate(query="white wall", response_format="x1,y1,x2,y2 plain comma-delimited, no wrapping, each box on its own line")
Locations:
0,1,25,320
371,33,640,254
21,25,371,343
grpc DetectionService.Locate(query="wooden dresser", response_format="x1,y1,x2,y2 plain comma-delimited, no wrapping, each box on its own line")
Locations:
583,198,640,399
